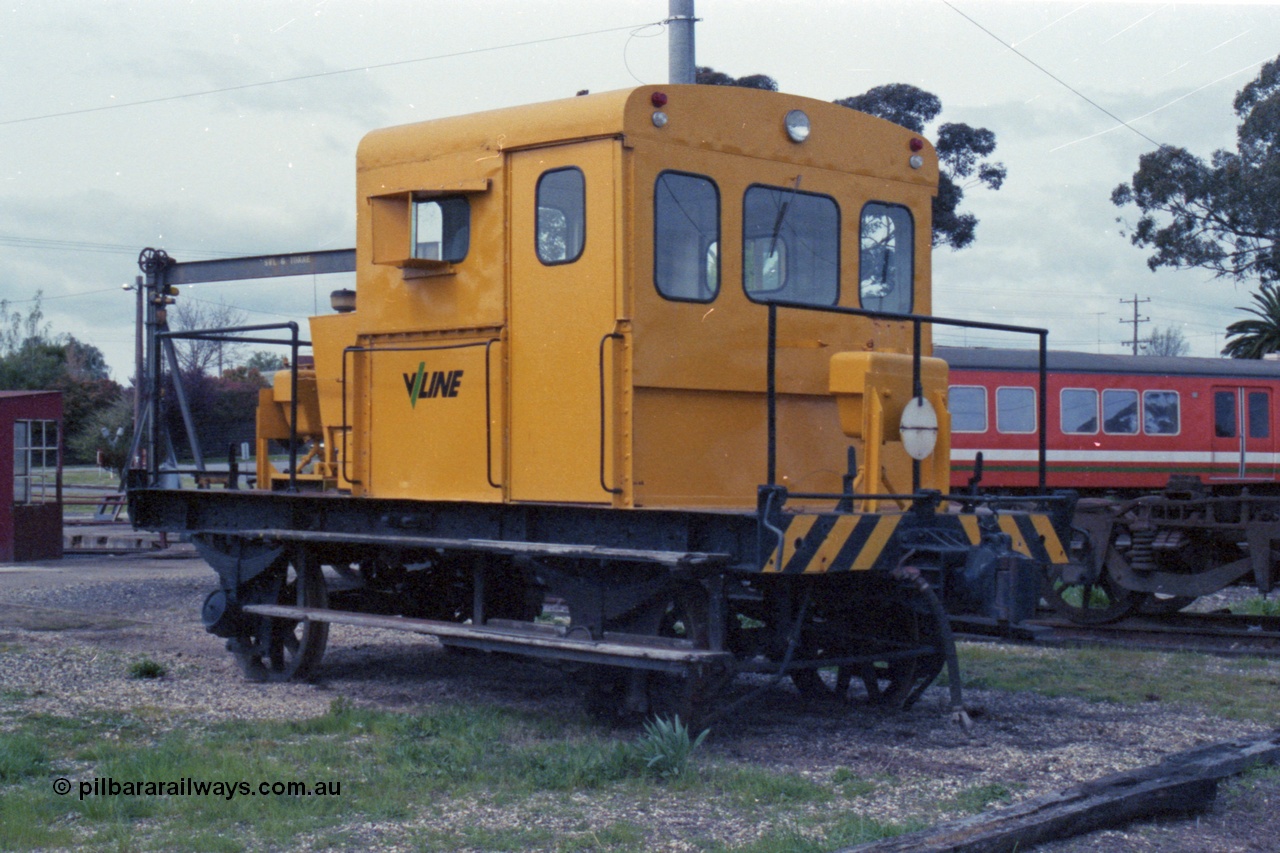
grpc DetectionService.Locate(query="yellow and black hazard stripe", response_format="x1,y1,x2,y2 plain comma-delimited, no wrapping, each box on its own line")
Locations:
764,509,1071,575
956,512,1069,565
762,513,901,574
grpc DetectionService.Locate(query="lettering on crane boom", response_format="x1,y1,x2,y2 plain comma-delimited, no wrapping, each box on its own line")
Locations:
403,364,464,407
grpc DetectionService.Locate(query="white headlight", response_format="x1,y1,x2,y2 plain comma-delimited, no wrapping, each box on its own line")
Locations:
784,110,810,143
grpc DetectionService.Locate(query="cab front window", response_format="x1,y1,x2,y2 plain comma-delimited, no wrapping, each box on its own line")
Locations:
860,202,913,314
742,184,838,305
654,171,720,302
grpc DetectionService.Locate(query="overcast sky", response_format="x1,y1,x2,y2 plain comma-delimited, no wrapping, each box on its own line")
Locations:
3,0,1279,381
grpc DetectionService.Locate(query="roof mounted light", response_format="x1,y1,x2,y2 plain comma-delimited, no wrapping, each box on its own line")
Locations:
651,91,669,107
784,110,810,143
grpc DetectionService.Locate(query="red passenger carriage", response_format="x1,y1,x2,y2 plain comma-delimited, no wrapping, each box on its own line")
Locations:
939,347,1280,622
940,347,1280,494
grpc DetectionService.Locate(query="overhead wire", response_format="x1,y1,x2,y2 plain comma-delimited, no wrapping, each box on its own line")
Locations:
943,1,1166,150
0,21,661,127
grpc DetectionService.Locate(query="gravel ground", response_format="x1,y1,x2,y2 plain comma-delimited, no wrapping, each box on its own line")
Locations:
2,550,1280,851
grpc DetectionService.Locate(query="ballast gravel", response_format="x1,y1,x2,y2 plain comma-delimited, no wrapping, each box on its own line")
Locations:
1,551,1279,852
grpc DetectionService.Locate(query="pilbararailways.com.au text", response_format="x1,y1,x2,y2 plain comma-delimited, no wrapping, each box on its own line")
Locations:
53,776,342,801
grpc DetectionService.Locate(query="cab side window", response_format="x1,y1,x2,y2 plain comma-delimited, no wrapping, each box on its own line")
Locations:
413,197,470,263
536,168,585,264
654,171,720,302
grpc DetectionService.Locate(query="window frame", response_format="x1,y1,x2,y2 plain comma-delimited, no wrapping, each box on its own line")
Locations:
740,182,841,306
412,195,471,264
653,170,721,304
1059,387,1100,435
1142,389,1181,437
1101,388,1140,436
948,385,989,434
995,385,1037,435
535,167,586,266
858,201,915,314
13,418,58,506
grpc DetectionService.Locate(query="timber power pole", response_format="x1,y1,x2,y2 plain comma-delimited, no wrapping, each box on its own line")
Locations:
668,0,697,84
1119,294,1151,355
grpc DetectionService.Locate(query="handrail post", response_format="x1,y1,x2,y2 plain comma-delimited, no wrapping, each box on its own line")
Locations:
1038,332,1048,490
767,304,777,487
289,322,300,493
911,319,922,494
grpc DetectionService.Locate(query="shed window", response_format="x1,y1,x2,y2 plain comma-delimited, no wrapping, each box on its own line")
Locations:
1143,391,1179,436
1102,389,1139,435
859,203,914,314
14,419,58,505
742,184,838,305
654,171,720,302
996,387,1036,434
949,386,987,433
536,168,585,264
1060,388,1098,434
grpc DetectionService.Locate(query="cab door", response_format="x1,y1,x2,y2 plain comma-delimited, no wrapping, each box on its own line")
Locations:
1211,386,1274,480
508,140,621,502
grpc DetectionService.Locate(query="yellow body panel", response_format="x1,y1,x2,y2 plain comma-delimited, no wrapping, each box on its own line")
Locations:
290,85,944,510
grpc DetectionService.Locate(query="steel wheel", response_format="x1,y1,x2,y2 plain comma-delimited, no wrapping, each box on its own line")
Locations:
855,598,926,709
1045,522,1142,624
235,550,329,682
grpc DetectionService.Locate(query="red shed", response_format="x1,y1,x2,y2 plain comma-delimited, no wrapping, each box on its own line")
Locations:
0,391,62,561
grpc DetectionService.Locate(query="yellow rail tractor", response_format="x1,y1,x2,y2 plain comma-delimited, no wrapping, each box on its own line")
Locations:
129,85,1074,722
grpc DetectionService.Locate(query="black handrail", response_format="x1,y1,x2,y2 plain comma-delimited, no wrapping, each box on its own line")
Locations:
158,322,307,491
759,297,1050,497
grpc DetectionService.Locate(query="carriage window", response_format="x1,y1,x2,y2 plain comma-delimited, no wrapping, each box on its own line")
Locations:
742,184,838,305
949,386,987,433
413,197,470,263
1143,391,1179,436
14,419,58,505
1102,389,1139,435
1215,391,1237,438
536,168,585,264
860,203,914,314
1249,391,1270,438
655,172,720,302
1060,388,1098,434
996,387,1036,434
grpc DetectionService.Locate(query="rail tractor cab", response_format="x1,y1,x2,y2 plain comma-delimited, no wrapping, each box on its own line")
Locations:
130,86,1075,723
286,85,949,506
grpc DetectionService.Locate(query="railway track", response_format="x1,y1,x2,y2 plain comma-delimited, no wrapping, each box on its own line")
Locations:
956,610,1280,658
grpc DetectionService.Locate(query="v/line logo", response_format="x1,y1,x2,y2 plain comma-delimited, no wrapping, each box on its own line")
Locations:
403,363,463,407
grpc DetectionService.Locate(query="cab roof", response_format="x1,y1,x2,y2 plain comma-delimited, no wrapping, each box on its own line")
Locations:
357,85,938,189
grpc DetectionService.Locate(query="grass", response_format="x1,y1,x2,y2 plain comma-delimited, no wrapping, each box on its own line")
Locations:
954,642,1280,724
0,695,914,851
1233,596,1280,617
4,637,1280,849
127,657,167,679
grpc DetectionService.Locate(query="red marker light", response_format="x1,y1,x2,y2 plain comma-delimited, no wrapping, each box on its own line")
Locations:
909,137,925,152
651,91,669,107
